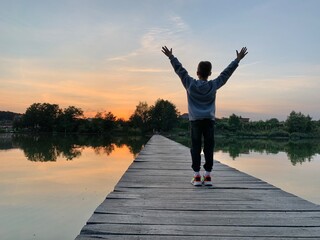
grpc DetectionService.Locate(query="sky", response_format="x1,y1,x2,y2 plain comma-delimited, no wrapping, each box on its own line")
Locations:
0,0,319,121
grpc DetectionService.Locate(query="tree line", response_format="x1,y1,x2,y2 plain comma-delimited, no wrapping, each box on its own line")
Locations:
12,99,180,134
8,99,320,138
215,111,320,138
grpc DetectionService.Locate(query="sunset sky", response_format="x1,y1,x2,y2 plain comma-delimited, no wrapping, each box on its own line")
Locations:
1,0,319,120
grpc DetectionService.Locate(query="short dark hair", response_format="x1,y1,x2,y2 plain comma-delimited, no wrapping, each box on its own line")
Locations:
197,61,212,79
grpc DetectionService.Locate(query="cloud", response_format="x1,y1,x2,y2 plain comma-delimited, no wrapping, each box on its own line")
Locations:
106,52,139,62
107,15,190,62
238,61,261,69
124,67,170,73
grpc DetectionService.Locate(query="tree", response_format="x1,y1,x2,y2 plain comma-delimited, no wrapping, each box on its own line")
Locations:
228,114,242,131
23,103,61,131
129,101,150,131
91,111,116,134
104,112,116,132
149,99,179,132
265,118,280,130
59,106,84,133
285,111,312,133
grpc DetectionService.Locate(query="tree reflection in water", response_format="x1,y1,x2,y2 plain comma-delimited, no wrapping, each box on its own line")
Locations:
215,138,320,165
0,134,149,162
1,134,320,165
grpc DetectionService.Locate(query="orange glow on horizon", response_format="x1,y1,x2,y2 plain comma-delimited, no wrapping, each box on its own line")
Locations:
83,109,132,120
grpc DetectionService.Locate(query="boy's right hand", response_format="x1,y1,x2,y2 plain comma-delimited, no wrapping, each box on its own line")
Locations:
161,46,173,58
236,47,248,62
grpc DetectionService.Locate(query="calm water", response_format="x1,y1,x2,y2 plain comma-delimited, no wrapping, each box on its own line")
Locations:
1,134,320,240
0,134,148,240
213,138,320,205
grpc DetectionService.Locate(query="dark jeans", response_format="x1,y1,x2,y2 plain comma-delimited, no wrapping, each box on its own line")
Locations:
190,119,215,172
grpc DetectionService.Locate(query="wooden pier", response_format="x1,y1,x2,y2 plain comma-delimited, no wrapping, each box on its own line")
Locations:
76,135,320,239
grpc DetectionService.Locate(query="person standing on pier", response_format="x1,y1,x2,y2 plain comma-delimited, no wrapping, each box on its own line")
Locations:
161,45,248,186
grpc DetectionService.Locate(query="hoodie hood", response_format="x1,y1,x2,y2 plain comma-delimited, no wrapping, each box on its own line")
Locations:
190,80,213,95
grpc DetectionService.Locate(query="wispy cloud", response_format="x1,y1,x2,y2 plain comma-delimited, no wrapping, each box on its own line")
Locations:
106,52,139,62
238,61,261,69
124,67,170,73
107,15,190,62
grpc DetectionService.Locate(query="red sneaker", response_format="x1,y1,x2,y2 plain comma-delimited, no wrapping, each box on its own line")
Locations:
202,175,212,186
191,175,202,186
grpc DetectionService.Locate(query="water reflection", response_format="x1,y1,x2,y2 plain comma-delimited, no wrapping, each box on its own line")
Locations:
1,134,320,165
215,138,320,165
0,134,148,162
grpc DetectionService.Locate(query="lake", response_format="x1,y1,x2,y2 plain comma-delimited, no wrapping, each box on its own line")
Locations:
0,134,148,240
214,138,320,205
0,134,319,240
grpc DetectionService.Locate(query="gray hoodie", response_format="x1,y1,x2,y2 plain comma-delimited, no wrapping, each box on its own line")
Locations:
169,55,239,121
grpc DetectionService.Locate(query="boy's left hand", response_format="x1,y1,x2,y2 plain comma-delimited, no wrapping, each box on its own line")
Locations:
161,46,173,58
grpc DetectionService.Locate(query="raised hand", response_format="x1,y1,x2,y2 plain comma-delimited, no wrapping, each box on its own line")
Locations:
236,47,248,61
161,46,173,58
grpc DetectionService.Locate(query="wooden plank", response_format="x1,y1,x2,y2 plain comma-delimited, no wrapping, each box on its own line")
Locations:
104,189,301,201
87,211,320,226
79,223,320,237
76,235,319,240
94,204,319,213
96,196,318,208
75,135,320,239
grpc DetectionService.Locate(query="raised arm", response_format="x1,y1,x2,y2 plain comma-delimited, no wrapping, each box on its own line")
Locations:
214,47,248,89
161,46,193,89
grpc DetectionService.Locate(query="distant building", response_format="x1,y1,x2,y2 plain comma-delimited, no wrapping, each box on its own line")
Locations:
239,117,250,123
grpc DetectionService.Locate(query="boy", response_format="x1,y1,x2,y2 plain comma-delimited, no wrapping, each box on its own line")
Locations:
161,46,248,186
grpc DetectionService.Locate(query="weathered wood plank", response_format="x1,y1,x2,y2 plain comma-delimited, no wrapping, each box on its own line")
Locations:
94,204,319,213
106,188,319,208
79,223,320,237
104,189,303,201
76,236,319,240
87,211,320,226
75,135,320,239
96,196,318,208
